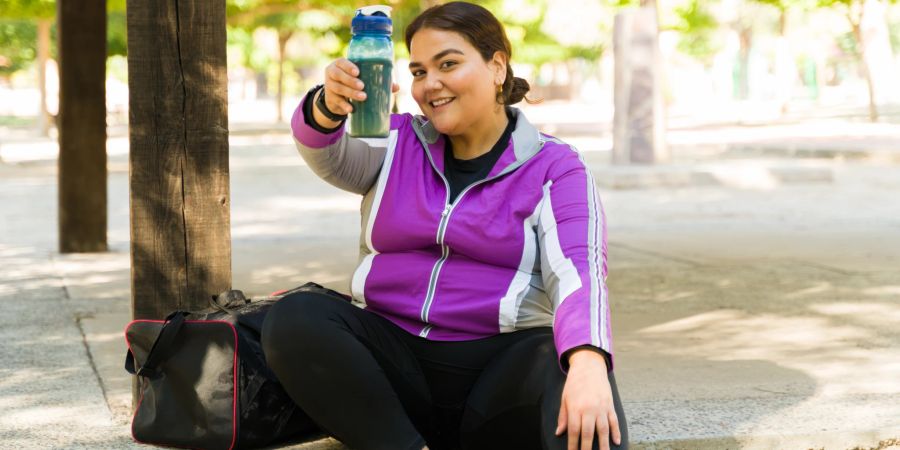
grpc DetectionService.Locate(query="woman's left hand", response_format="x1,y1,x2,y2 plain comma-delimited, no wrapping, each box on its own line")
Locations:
556,349,621,450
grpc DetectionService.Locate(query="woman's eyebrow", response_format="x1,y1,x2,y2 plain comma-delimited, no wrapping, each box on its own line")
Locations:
408,48,465,69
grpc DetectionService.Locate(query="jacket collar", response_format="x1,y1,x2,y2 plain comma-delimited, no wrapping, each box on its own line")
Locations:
412,107,544,177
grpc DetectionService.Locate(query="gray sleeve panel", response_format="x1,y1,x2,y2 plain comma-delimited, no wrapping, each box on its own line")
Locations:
294,133,388,196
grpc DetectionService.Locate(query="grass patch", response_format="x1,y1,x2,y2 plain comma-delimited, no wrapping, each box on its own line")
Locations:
0,115,36,127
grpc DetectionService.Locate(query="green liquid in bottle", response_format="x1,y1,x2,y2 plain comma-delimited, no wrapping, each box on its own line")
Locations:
349,58,393,138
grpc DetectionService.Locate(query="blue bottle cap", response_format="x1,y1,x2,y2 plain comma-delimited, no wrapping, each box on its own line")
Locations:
352,6,393,35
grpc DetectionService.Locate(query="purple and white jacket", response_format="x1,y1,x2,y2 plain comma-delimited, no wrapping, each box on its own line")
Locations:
292,99,613,369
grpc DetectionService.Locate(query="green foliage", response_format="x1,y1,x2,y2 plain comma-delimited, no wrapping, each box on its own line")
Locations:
670,0,720,65
0,0,127,76
607,0,640,7
890,20,900,54
816,0,899,12
835,29,858,55
227,26,271,72
108,12,127,57
0,0,55,20
752,0,820,11
0,20,37,75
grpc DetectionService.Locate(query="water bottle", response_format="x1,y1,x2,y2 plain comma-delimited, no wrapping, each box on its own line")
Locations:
348,5,394,138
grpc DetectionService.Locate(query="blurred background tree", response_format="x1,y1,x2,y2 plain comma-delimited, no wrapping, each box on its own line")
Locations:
0,0,125,134
1,0,898,129
816,0,899,121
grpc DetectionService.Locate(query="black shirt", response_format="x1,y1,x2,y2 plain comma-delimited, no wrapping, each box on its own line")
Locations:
444,108,516,204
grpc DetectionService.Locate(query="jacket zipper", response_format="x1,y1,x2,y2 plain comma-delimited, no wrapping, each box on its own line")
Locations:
418,176,505,331
413,122,544,337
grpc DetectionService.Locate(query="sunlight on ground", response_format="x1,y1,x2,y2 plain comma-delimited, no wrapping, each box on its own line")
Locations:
638,307,900,396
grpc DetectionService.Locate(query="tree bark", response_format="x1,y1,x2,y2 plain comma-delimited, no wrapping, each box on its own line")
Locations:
57,0,107,253
127,0,231,322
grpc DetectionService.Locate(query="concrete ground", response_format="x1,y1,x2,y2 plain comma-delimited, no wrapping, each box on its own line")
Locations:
1,111,899,449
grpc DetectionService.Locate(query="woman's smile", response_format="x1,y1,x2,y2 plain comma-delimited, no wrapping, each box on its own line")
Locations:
409,28,506,142
430,97,455,109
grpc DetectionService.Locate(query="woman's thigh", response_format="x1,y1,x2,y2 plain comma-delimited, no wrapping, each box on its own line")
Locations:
261,292,431,450
401,327,555,449
459,331,628,450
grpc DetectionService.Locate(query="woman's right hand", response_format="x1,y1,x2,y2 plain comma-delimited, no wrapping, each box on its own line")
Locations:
312,58,401,129
322,58,367,116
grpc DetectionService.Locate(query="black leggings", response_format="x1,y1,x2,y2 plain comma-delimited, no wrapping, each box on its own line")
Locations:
261,291,628,450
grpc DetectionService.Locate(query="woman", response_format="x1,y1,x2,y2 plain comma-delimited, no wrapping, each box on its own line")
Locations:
262,3,627,449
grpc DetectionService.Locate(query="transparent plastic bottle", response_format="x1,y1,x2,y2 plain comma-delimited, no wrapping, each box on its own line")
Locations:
347,5,394,138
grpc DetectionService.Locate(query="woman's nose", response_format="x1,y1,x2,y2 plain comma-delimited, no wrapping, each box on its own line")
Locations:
425,73,443,91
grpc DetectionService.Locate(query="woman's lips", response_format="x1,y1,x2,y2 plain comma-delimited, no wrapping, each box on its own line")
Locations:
430,97,455,111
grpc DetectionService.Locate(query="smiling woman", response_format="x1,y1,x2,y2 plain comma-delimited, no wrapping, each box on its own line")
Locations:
262,2,628,450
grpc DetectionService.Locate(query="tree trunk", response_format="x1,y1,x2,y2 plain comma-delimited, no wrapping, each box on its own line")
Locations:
127,0,231,323
612,6,668,165
37,19,52,137
57,0,107,253
774,8,793,115
276,30,291,123
851,19,878,122
256,70,268,97
736,26,752,100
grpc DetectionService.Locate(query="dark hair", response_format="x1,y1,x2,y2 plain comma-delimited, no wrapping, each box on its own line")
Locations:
404,1,536,105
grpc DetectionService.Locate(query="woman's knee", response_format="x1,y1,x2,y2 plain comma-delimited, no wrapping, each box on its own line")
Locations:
459,332,558,448
261,292,345,365
460,333,557,423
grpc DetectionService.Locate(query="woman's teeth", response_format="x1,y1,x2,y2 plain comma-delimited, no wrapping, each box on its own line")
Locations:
432,98,454,107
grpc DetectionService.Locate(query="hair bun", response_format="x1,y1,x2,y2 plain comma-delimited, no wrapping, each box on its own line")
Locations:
507,77,531,105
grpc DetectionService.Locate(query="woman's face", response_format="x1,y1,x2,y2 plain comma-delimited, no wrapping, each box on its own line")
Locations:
408,28,505,135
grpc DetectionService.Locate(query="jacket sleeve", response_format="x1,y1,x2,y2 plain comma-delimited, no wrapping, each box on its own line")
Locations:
537,151,613,373
291,91,389,196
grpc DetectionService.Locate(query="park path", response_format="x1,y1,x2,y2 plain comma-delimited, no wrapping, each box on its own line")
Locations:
1,113,899,448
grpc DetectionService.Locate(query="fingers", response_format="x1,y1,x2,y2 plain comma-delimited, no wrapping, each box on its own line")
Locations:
334,58,359,77
556,397,567,436
324,58,365,115
598,414,613,450
608,410,621,446
580,415,596,450
392,82,400,93
566,409,579,450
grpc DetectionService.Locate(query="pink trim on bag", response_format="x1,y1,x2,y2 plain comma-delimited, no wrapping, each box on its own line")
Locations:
124,319,240,450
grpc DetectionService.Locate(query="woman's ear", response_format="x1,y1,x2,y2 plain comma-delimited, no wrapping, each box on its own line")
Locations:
491,51,508,84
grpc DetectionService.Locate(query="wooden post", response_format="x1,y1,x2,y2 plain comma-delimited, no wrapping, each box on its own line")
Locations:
58,0,108,253
612,6,668,165
127,0,231,322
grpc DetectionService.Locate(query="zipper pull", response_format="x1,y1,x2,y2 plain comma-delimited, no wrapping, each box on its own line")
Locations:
441,205,451,217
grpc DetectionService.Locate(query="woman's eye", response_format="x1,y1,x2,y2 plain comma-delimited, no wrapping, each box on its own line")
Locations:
440,61,457,69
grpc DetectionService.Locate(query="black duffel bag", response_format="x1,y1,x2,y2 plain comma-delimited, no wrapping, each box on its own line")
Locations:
125,282,347,449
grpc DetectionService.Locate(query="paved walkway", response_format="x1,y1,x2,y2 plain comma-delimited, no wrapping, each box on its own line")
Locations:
1,116,899,449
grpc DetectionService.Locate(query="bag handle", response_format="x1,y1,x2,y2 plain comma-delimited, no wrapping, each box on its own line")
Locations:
125,311,189,379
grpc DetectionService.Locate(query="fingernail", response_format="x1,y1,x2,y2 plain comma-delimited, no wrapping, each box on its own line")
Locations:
357,81,364,89
358,92,366,100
